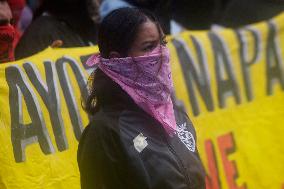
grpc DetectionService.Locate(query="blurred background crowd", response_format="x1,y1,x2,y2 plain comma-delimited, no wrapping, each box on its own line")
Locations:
0,0,284,63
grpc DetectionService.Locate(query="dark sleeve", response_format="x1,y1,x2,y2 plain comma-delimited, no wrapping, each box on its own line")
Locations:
77,121,127,189
15,17,56,60
217,0,284,28
15,16,85,60
172,0,216,29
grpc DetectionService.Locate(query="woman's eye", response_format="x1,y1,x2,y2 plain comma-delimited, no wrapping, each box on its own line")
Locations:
143,45,154,52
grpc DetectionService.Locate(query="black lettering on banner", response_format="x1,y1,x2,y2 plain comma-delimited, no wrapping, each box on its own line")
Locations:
56,56,88,141
266,21,284,95
209,32,241,108
172,37,214,116
80,54,98,75
236,28,261,101
23,61,68,151
6,65,55,163
80,54,93,70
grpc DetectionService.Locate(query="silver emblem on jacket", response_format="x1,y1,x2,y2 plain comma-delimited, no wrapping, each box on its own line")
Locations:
133,133,148,153
176,123,196,152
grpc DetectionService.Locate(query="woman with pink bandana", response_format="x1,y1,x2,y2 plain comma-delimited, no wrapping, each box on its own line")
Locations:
78,7,205,189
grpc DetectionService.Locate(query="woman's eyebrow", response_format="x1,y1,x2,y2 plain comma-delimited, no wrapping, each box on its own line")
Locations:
141,40,158,45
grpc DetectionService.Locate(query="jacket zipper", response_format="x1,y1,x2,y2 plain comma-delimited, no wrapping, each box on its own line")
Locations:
158,126,192,188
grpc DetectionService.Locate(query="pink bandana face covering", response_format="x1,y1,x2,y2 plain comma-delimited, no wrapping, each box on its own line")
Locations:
87,45,177,135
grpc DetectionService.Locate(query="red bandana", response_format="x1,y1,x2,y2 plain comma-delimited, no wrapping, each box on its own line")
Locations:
0,24,15,63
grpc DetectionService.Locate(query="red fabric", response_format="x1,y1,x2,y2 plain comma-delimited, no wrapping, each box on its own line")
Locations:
7,0,25,26
13,26,21,47
7,0,25,46
0,24,15,63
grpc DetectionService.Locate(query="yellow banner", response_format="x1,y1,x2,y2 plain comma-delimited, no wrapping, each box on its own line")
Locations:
1,13,284,189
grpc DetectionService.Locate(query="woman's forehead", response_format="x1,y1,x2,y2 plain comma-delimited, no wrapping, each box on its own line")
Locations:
135,21,160,43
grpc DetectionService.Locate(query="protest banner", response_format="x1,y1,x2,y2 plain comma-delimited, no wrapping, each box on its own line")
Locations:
0,13,283,189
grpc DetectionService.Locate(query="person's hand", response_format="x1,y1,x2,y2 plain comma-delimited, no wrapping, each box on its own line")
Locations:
50,40,63,48
0,1,12,25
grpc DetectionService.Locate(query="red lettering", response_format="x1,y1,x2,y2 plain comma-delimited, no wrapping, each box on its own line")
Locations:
205,139,221,189
217,132,246,189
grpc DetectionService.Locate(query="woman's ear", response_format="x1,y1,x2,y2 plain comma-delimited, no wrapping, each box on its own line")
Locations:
109,51,121,58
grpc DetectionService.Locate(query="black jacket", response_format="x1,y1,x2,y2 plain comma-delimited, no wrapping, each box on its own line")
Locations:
77,92,206,189
217,0,284,28
15,14,98,60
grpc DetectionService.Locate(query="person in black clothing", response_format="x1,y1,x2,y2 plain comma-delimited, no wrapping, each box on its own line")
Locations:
172,0,219,30
217,0,284,28
77,7,205,189
15,0,100,60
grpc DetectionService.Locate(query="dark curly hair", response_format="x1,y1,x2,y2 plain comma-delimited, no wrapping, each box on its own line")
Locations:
83,7,165,115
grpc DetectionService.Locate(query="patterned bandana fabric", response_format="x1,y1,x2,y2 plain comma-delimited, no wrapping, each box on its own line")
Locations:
0,24,15,63
87,45,177,135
